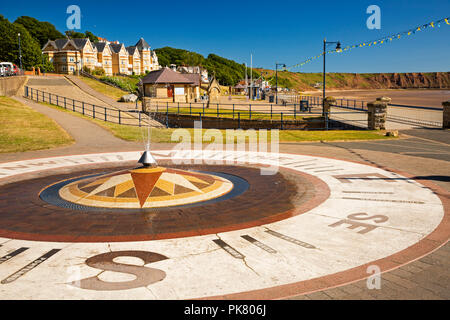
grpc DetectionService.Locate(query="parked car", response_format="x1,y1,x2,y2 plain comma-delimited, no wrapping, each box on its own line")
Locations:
12,64,19,75
0,65,5,77
0,62,14,76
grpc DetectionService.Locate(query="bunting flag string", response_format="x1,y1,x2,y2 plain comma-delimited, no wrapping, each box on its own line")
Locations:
284,17,450,71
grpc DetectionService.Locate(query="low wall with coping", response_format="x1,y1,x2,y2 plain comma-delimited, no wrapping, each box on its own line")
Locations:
0,76,28,97
153,113,325,130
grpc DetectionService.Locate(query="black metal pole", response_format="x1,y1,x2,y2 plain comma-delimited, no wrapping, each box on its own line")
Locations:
18,33,23,71
323,38,326,116
275,63,278,105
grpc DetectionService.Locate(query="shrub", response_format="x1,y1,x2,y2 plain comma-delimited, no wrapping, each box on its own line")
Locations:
100,76,138,93
92,67,105,76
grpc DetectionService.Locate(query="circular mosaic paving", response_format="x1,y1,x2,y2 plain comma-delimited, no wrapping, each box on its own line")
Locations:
0,162,324,242
40,167,243,210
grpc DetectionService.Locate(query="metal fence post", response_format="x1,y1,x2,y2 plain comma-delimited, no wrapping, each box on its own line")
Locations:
118,110,121,124
104,107,107,121
217,103,219,118
138,111,141,127
271,104,273,120
203,104,205,116
281,113,283,130
64,97,66,109
190,103,192,115
56,95,59,106
82,102,85,115
249,104,252,120
49,93,51,105
325,112,329,130
93,105,95,119
73,99,75,112
238,112,241,129
166,109,169,128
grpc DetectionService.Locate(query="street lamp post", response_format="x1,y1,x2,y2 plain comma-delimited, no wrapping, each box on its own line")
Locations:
275,63,286,104
18,33,23,71
322,38,341,115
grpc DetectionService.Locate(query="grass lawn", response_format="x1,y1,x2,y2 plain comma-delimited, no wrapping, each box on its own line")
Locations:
0,97,74,153
40,101,397,144
78,76,128,101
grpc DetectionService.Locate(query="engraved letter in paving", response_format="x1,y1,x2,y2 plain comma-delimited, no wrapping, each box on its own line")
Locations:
71,251,168,291
329,213,389,234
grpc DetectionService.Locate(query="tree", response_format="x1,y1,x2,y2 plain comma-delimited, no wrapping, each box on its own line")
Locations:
0,16,42,70
154,47,260,86
84,31,99,43
14,16,64,48
65,30,86,39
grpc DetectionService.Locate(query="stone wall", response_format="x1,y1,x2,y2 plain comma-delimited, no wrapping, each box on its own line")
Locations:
443,101,450,129
323,96,336,115
367,97,390,130
0,76,28,97
153,113,325,130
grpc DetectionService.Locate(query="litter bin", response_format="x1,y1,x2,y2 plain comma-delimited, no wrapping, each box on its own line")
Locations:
300,100,309,112
269,95,275,103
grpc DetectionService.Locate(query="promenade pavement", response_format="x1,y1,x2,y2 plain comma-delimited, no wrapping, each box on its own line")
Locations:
1,96,448,300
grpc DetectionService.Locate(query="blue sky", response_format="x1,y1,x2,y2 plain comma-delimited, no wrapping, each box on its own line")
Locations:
2,0,449,73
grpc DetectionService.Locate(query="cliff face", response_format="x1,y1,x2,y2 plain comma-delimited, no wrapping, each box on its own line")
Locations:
328,72,450,89
368,72,450,89
255,69,450,91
